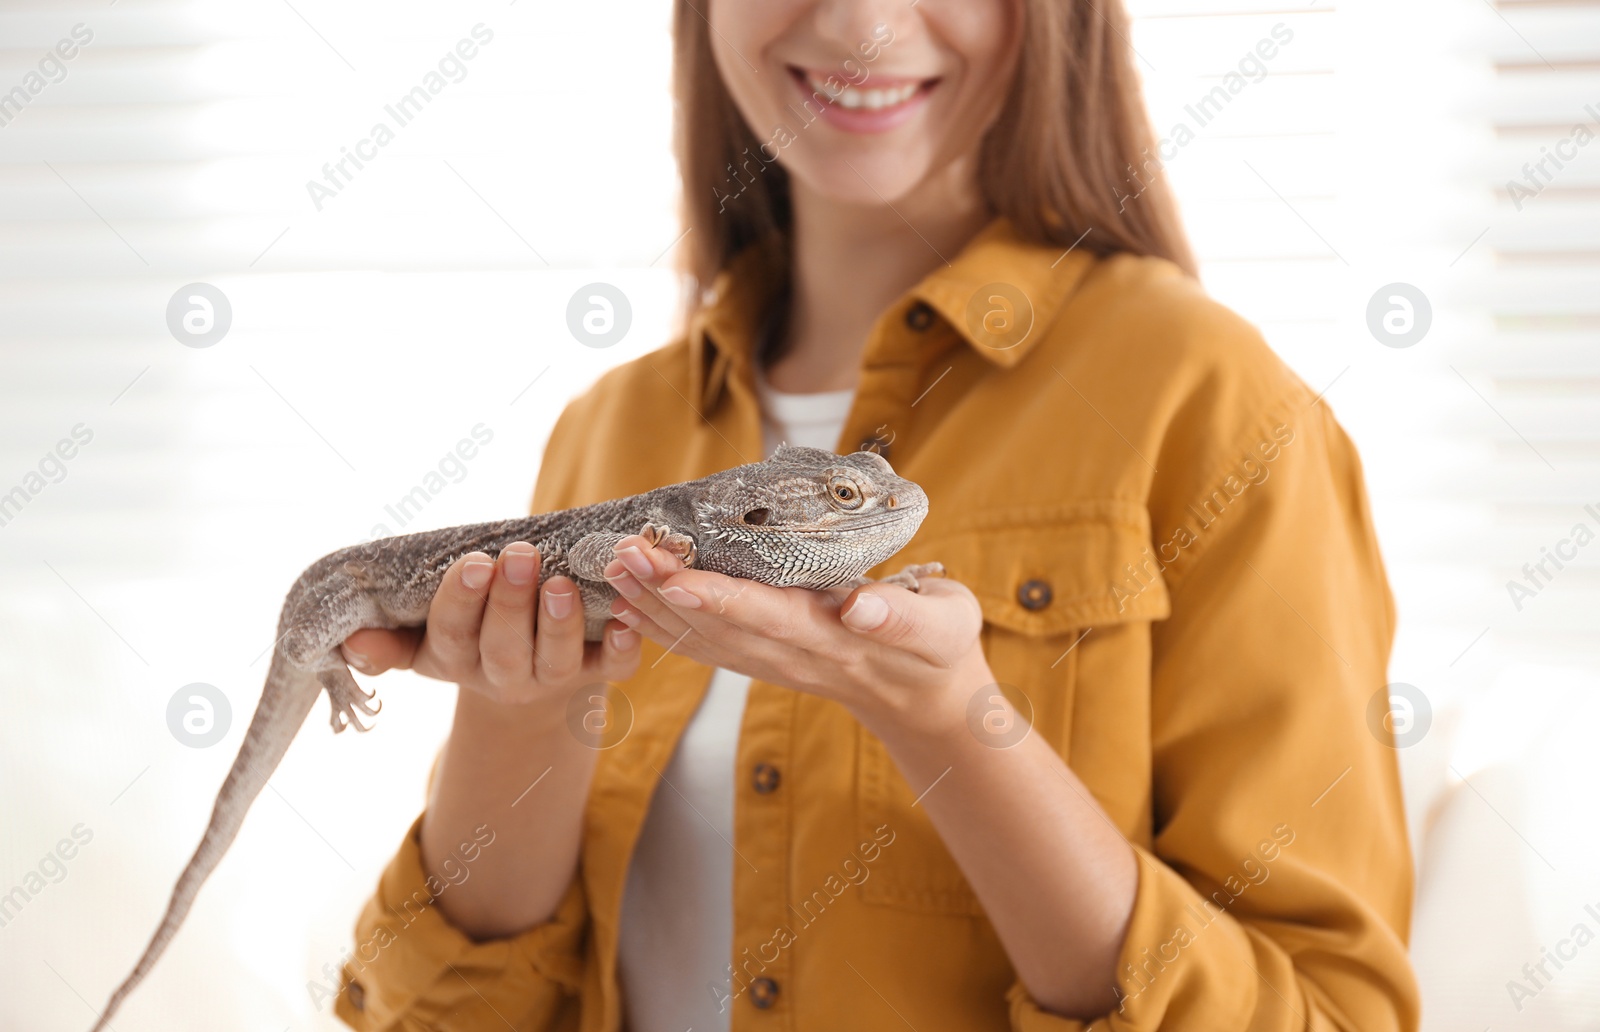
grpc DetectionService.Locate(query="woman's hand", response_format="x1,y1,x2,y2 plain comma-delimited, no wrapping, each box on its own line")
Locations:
602,534,991,737
339,541,642,707
336,541,636,939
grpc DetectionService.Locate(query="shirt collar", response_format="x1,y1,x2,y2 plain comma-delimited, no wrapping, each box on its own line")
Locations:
686,215,1100,413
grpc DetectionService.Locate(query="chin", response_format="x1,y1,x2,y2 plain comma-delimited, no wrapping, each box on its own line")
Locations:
785,149,933,207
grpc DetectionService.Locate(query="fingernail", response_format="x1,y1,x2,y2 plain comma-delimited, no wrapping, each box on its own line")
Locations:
341,645,373,673
609,627,639,650
613,607,641,628
461,561,494,591
660,585,701,609
504,549,535,586
544,588,574,620
616,546,653,580
605,570,642,599
842,593,889,631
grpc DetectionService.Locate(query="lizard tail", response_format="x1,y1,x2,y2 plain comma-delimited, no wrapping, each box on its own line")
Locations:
91,649,323,1032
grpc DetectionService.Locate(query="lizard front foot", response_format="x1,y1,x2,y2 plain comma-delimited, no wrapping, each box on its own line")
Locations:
640,521,697,569
847,561,945,593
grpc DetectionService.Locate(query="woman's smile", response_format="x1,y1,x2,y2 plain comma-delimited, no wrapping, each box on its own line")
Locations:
786,65,941,132
706,4,1016,207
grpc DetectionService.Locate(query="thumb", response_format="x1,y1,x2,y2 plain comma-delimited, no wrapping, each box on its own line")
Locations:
341,626,421,675
840,590,895,634
839,578,982,664
837,584,943,663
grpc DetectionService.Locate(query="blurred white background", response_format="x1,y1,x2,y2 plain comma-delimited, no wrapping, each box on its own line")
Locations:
0,0,1595,1028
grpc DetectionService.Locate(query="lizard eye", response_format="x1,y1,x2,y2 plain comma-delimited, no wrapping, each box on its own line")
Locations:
743,507,771,525
828,476,865,510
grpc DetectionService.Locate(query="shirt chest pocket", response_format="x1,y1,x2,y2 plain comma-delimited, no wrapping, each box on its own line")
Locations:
855,506,1171,917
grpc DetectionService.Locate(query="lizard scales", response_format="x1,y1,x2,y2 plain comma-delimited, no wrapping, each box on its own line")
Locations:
91,444,937,1029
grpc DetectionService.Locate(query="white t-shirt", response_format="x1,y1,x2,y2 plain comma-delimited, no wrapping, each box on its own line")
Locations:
616,368,855,1032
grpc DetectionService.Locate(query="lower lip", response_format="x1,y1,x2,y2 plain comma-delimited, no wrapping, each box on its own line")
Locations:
787,68,936,134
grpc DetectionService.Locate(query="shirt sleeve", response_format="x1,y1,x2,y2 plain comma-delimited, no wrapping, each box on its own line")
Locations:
333,815,587,1030
1007,393,1421,1031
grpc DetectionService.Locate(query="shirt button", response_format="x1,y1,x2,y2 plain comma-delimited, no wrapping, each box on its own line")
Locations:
904,301,935,331
1017,579,1053,611
753,763,781,794
346,981,366,1011
750,977,780,1009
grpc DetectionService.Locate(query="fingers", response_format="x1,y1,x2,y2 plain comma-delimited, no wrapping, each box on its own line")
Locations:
591,620,643,683
600,533,979,684
342,626,422,674
611,533,839,658
533,574,586,684
604,536,696,640
620,562,832,688
342,540,646,706
403,550,496,681
838,577,982,668
477,542,541,689
609,536,684,593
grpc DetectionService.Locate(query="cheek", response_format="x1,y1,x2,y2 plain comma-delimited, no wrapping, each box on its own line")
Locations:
708,1,800,123
928,0,1021,119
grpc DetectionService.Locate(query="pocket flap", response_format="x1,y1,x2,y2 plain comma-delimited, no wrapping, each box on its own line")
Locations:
904,501,1171,635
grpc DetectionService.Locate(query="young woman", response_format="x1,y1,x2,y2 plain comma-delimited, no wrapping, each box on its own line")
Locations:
333,1,1419,1029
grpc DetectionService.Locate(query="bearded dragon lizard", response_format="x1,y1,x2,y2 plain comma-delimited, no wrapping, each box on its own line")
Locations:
92,444,939,1030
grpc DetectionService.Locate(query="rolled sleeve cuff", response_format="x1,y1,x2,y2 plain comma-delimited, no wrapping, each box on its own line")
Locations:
335,814,588,1030
1007,844,1260,1031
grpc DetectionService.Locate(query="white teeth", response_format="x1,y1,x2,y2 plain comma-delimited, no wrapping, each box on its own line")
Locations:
806,74,919,111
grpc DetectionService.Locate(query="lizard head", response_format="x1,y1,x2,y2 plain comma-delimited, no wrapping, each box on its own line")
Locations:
693,443,930,589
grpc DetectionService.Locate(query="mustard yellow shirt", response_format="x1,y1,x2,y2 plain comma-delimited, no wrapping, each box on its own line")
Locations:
335,217,1419,1031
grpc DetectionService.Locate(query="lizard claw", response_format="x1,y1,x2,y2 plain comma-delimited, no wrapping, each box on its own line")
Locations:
331,708,375,734
846,561,945,594
320,666,381,734
661,534,696,568
639,521,698,568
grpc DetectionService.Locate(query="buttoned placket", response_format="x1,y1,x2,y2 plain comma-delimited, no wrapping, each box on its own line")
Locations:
722,293,949,1029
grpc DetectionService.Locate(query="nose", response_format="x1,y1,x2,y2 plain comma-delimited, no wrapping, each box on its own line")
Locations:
812,0,905,58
